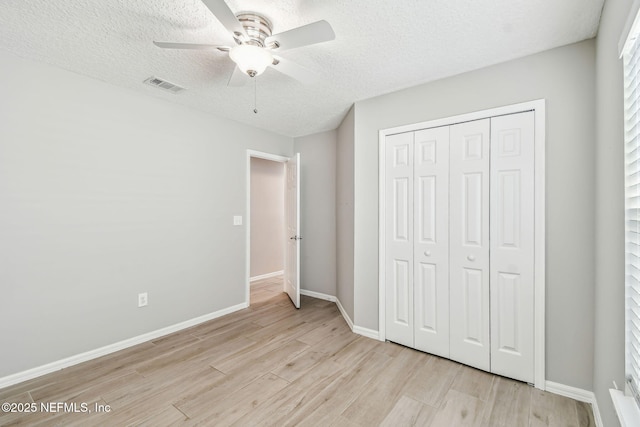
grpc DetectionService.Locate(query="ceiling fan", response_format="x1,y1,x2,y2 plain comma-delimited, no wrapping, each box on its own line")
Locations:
153,0,336,86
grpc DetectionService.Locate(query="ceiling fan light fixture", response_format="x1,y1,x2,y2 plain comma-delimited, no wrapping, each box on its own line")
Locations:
229,44,273,77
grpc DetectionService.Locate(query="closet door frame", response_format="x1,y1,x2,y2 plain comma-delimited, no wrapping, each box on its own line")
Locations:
378,99,546,390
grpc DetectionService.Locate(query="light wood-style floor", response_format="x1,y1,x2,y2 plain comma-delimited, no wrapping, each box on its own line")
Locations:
0,277,595,426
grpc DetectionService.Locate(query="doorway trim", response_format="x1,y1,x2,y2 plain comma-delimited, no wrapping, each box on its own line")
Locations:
377,99,546,389
246,149,290,306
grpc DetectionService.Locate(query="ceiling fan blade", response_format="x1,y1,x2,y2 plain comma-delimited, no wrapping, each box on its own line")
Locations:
270,56,320,84
153,41,230,51
265,20,335,51
201,0,247,41
228,66,250,87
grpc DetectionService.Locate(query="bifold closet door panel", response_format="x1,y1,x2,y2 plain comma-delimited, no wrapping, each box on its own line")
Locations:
449,118,491,372
385,132,415,347
413,126,450,358
490,112,535,383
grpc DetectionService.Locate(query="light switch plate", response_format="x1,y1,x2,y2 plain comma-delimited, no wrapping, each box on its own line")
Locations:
138,292,148,307
233,215,242,226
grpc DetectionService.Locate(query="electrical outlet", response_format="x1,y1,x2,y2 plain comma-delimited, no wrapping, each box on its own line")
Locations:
138,292,148,307
233,215,242,226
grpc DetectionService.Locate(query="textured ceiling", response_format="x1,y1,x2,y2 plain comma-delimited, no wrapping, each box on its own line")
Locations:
0,0,604,137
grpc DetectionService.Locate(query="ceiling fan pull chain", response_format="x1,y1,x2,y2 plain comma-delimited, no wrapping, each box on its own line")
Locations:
253,77,258,114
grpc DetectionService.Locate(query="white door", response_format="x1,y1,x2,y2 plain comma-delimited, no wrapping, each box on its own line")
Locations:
385,132,414,347
413,126,450,358
449,119,491,371
490,112,535,383
285,153,301,308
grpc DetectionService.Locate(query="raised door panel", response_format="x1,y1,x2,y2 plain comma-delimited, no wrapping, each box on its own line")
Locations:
413,126,450,357
490,112,535,383
449,119,490,371
385,132,414,347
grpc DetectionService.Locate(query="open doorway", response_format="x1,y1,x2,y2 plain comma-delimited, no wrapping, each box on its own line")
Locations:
249,156,285,306
246,149,301,309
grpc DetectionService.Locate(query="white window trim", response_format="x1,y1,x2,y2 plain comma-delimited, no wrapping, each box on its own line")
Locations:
618,0,640,57
617,3,640,425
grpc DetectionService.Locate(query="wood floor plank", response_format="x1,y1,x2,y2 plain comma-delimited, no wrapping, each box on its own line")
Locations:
481,376,531,426
449,364,495,402
402,354,460,407
429,389,486,427
135,337,234,377
196,336,257,367
231,364,344,427
54,371,143,407
530,388,580,427
0,393,36,426
309,325,360,358
0,377,53,402
243,315,319,343
176,339,310,416
270,349,329,383
63,399,116,427
340,347,427,425
276,350,393,427
183,372,289,425
576,400,596,427
26,342,158,402
103,365,225,411
125,404,188,427
371,339,406,357
149,329,201,352
28,365,136,403
211,334,310,375
252,304,300,327
189,315,263,341
328,415,362,427
297,315,350,346
0,276,596,427
379,395,436,427
279,357,346,392
328,336,379,367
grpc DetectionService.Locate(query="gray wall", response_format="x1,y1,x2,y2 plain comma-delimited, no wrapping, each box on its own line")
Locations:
293,131,337,297
336,107,355,321
594,0,632,425
0,50,293,378
351,40,597,390
250,158,284,278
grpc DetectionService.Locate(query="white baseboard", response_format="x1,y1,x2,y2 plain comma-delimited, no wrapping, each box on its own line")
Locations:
335,298,354,330
353,326,381,341
545,381,603,427
300,289,336,302
0,302,248,389
334,298,382,341
250,270,284,282
592,396,603,427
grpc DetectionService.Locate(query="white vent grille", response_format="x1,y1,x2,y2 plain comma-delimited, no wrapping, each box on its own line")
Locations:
143,76,185,94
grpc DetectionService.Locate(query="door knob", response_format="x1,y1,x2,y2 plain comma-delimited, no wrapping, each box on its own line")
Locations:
467,255,476,261
424,251,431,257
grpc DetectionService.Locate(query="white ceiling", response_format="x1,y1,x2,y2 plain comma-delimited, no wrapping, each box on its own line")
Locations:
0,0,604,137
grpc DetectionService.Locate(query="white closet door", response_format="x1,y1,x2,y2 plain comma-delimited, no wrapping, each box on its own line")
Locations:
385,132,414,347
449,119,491,371
413,126,450,357
490,112,535,383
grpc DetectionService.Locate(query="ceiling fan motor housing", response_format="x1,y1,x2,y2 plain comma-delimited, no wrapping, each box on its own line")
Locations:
235,13,274,47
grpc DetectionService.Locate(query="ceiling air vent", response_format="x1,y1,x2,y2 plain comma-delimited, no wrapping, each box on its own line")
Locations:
143,76,185,94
